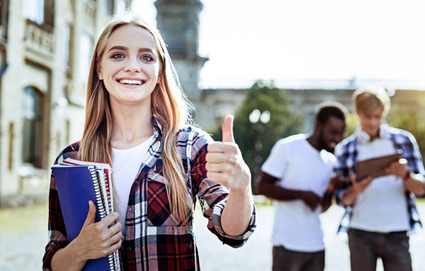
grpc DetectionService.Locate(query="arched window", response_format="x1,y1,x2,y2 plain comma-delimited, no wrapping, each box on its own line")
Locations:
22,87,44,168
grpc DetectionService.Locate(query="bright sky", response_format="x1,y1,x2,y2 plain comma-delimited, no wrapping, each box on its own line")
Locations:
132,0,425,89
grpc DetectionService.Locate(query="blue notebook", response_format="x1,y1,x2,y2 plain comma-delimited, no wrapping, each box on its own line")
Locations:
52,165,117,271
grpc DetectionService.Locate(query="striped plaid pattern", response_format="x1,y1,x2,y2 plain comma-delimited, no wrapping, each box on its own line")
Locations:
43,116,256,271
334,125,424,234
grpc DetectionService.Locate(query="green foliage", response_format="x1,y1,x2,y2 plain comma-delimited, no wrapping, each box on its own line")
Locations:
232,80,304,190
387,107,425,158
345,113,358,137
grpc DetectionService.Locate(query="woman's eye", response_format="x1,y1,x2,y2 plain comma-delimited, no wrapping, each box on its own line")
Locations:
111,53,124,59
141,55,153,61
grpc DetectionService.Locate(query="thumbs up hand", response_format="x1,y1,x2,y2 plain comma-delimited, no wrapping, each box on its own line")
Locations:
206,115,251,192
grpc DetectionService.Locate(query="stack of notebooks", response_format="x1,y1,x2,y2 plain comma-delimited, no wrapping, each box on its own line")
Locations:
52,158,121,271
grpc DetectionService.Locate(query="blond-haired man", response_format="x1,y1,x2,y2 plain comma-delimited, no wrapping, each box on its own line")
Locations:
335,87,424,271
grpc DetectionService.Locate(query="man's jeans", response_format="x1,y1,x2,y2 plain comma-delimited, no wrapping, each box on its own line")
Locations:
272,245,325,271
348,228,412,271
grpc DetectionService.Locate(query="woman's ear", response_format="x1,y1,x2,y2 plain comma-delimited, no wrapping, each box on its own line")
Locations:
96,63,103,80
157,71,164,84
97,69,103,80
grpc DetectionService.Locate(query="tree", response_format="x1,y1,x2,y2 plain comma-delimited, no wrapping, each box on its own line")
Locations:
232,80,304,193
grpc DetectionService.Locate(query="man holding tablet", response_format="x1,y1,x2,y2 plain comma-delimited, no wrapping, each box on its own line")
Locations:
335,87,425,271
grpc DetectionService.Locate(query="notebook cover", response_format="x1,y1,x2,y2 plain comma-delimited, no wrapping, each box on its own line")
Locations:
52,165,111,271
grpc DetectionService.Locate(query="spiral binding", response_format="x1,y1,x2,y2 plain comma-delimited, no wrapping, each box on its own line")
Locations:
88,166,120,271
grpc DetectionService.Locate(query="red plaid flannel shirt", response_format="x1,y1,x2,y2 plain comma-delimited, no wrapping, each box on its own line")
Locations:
43,117,256,271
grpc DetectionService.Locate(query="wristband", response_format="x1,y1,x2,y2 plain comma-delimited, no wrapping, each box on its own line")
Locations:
403,170,411,182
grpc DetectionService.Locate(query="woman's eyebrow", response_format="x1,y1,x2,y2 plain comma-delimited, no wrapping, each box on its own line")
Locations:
107,46,155,53
107,45,127,52
138,48,155,53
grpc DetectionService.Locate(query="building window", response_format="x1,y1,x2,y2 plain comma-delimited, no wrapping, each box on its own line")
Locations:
23,0,54,31
117,0,126,15
8,122,14,171
79,32,93,85
64,24,74,78
23,0,44,25
106,0,115,15
22,87,44,168
44,0,54,30
0,0,9,39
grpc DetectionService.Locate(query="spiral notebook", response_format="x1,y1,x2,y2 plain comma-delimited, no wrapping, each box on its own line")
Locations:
52,158,120,271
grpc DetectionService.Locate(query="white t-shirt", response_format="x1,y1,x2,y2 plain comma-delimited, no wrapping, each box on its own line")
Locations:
350,132,409,232
112,135,154,232
261,134,336,252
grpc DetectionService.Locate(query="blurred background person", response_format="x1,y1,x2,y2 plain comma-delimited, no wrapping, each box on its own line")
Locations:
335,87,425,271
256,102,347,271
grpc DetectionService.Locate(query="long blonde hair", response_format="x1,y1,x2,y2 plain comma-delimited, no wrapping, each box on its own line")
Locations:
79,14,192,221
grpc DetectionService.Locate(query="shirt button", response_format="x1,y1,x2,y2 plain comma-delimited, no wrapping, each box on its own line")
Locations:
126,246,132,252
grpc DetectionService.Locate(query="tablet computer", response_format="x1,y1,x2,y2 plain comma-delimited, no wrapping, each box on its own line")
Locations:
355,153,401,182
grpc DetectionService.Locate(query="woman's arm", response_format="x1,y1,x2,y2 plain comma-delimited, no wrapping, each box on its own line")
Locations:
221,180,254,236
205,116,254,236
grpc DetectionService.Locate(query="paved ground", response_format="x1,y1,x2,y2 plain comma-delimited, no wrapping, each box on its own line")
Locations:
195,204,425,271
1,203,425,270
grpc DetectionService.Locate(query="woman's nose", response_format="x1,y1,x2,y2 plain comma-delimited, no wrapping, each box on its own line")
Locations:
124,58,141,73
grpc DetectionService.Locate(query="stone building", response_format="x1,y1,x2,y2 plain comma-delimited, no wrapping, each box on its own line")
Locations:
0,0,133,207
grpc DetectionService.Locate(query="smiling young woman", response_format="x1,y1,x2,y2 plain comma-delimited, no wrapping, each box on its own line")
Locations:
43,14,256,271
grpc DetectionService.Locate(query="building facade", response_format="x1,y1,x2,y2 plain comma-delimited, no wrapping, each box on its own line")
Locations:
0,0,132,207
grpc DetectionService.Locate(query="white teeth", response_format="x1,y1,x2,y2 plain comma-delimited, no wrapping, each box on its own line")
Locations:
120,79,142,85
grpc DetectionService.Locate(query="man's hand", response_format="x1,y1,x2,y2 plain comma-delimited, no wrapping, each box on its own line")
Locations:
385,158,410,179
301,191,321,211
352,174,374,194
341,174,373,206
327,172,346,192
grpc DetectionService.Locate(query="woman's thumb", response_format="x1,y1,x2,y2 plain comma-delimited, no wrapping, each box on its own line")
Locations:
83,200,97,227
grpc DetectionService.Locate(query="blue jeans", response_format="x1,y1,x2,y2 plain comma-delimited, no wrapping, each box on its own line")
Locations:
272,246,325,271
348,228,412,271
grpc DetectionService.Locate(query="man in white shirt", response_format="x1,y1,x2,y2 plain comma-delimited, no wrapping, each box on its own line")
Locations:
256,102,347,271
335,87,424,271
